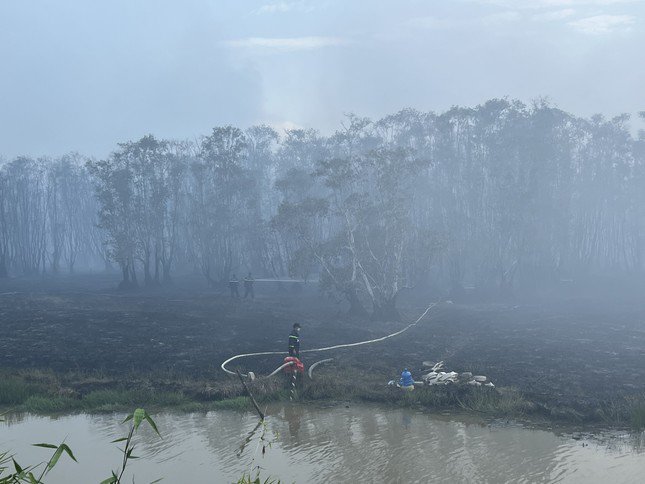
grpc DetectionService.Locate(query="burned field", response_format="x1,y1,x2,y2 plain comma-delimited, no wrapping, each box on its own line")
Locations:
1,274,645,424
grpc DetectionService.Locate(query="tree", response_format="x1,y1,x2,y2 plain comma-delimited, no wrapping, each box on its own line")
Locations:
189,126,255,285
2,157,48,275
88,154,139,288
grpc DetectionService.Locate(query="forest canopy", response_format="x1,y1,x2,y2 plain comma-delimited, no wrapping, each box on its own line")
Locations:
1,99,644,318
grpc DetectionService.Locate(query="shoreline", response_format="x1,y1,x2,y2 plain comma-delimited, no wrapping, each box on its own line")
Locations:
1,368,643,434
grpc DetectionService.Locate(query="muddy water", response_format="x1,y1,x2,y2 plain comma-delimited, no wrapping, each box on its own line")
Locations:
2,404,644,483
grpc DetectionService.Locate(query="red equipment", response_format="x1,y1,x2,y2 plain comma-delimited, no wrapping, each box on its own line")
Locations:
283,356,304,374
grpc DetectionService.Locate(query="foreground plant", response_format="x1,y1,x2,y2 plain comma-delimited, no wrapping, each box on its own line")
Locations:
101,408,161,484
0,442,76,483
237,471,281,484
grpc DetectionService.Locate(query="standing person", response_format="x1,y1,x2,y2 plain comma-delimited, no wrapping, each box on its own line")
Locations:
288,323,301,358
229,274,240,299
243,272,255,299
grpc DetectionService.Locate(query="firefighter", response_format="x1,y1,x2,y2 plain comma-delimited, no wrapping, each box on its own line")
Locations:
288,323,301,358
229,274,240,299
243,272,255,299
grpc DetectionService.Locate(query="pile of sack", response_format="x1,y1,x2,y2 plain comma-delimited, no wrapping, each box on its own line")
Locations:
421,361,495,388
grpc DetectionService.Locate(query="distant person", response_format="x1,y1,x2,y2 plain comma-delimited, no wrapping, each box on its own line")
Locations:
399,368,414,391
229,274,240,299
288,323,301,358
243,272,255,299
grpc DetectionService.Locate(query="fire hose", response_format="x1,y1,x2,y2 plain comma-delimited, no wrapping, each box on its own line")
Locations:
220,302,439,379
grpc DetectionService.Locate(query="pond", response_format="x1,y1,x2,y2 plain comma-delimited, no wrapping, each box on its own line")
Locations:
2,404,644,483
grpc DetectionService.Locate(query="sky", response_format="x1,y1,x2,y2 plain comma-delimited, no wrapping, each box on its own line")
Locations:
1,0,644,159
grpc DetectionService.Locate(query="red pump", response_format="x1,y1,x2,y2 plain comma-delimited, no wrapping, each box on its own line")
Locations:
283,356,304,374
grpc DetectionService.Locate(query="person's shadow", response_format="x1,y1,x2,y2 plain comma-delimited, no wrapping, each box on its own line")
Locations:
402,411,412,430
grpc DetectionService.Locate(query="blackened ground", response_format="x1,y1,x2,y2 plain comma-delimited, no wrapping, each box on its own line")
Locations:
1,273,644,418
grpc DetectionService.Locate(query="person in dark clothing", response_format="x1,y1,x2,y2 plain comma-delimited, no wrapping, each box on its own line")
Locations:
229,274,240,299
288,323,301,358
243,272,255,299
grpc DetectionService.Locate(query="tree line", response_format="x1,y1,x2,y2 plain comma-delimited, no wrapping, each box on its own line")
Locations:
1,99,644,318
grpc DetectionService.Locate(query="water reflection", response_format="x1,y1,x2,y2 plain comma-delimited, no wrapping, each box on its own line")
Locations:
1,405,644,483
237,420,263,457
284,402,304,438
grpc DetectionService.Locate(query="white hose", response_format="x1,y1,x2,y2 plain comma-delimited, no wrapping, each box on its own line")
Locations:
220,302,439,378
266,361,295,377
221,351,292,378
307,358,334,379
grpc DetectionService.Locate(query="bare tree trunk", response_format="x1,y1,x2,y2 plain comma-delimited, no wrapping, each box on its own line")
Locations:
119,262,131,289
345,286,368,318
371,294,400,321
143,250,153,286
